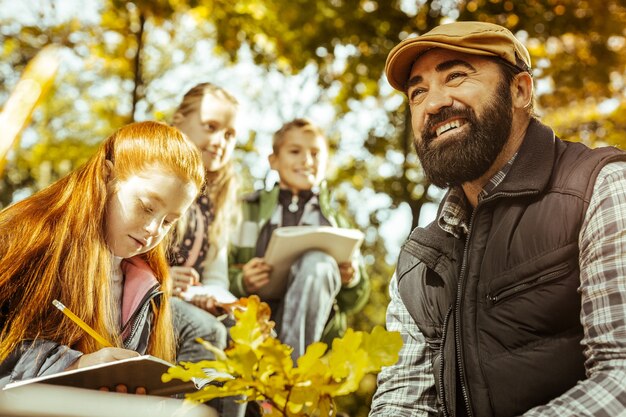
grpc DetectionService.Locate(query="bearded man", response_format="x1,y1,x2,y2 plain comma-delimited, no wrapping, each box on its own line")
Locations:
370,21,626,417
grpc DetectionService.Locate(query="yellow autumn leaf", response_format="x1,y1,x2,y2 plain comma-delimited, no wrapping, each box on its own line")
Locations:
224,344,259,380
257,338,293,381
261,373,290,396
327,328,362,379
229,296,270,349
327,349,369,396
161,365,196,384
360,325,402,370
162,359,233,385
295,342,327,375
161,362,206,383
184,381,253,404
288,385,318,414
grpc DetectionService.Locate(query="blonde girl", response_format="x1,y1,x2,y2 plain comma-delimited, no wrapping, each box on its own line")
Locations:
169,82,240,314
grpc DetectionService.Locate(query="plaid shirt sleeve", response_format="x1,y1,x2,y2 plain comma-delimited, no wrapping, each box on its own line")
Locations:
369,275,438,417
523,161,626,416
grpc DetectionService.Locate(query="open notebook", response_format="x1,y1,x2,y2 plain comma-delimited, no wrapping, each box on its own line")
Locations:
3,355,199,396
259,226,364,299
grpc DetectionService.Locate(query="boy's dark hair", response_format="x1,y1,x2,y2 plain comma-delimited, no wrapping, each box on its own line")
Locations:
272,118,327,153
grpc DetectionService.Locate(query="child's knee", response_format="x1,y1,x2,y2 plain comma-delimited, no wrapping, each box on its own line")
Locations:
193,313,228,349
298,250,337,269
291,250,341,290
173,299,228,349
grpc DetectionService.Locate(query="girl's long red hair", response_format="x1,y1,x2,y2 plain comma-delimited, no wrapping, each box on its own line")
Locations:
0,121,204,362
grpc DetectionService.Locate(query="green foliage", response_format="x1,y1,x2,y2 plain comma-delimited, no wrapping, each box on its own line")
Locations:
163,296,402,417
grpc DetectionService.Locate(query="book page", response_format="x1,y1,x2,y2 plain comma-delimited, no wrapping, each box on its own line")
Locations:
258,226,364,300
181,284,238,304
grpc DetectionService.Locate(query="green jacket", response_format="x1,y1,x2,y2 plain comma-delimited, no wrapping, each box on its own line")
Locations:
228,184,370,343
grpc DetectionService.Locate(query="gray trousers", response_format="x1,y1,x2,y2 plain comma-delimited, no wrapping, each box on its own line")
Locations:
171,297,244,417
171,296,227,358
272,250,342,362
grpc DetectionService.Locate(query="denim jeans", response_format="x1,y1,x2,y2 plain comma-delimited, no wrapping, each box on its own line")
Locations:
171,297,245,417
272,250,342,362
171,297,227,359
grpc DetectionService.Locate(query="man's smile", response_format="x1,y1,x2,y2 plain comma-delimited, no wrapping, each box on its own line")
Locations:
434,118,467,138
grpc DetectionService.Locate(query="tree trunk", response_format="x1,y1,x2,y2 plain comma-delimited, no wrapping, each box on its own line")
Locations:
130,11,146,123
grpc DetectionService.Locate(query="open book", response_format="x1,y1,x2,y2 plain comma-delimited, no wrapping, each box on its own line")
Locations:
181,284,238,304
3,355,198,396
259,226,364,299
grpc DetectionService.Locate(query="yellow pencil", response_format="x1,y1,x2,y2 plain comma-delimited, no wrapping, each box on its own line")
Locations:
52,299,112,348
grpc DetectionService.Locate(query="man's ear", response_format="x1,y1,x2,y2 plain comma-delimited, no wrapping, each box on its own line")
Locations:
172,112,185,126
512,72,533,111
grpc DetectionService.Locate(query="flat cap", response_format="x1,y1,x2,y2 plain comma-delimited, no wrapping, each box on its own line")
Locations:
385,21,531,92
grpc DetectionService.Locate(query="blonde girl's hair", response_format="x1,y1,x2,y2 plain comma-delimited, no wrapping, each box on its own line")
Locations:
0,121,204,363
173,83,241,259
271,118,328,154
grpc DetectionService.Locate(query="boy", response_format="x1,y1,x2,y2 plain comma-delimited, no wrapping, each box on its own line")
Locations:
229,118,370,360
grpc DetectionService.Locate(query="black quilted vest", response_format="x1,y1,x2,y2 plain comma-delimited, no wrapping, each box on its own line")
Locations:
396,119,626,417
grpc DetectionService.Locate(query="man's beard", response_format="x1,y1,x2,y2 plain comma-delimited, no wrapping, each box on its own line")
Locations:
414,79,513,188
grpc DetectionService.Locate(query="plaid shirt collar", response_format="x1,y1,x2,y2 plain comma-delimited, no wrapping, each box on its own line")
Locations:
438,154,517,239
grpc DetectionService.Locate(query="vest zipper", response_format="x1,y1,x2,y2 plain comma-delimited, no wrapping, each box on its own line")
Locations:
439,307,453,417
486,263,570,305
121,286,161,349
453,189,537,417
453,208,474,417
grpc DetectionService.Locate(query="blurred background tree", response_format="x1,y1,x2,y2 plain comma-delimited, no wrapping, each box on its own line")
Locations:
2,1,626,415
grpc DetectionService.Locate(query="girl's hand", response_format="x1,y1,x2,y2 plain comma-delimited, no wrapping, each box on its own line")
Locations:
67,347,140,370
68,348,147,394
170,266,200,297
99,384,147,395
242,257,272,294
190,294,225,316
